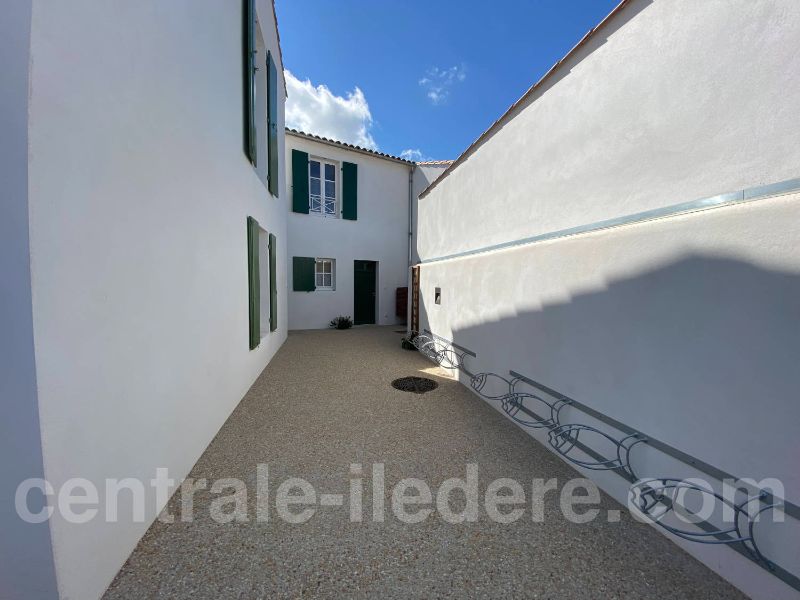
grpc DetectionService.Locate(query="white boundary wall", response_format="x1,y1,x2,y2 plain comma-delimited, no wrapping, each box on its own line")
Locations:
411,164,450,266
416,1,800,598
419,0,800,261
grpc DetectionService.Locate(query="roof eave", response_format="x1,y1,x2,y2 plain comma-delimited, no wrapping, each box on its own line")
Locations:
285,128,415,166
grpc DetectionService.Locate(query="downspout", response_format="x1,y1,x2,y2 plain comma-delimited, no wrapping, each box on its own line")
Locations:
407,164,416,335
407,164,415,271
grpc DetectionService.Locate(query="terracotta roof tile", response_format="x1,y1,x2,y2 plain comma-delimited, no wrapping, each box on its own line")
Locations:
286,128,415,165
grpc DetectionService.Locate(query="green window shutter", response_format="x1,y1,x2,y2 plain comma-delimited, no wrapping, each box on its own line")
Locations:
342,161,358,220
242,0,256,165
267,52,279,197
291,150,309,213
247,217,260,349
292,256,316,292
268,233,277,331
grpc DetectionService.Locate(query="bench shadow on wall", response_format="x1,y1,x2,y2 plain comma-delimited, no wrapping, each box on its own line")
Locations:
422,254,800,496
415,253,800,581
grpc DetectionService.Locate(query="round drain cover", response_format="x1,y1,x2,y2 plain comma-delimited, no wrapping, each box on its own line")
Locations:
392,376,438,394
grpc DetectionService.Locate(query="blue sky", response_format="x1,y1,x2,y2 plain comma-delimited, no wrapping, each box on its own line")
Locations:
276,0,620,161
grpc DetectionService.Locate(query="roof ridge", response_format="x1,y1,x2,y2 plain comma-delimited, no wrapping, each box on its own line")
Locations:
285,128,414,164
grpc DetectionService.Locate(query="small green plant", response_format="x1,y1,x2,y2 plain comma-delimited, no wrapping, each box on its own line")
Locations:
329,315,354,330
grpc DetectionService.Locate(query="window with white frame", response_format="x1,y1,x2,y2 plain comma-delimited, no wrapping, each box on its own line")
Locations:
309,159,337,216
315,258,335,290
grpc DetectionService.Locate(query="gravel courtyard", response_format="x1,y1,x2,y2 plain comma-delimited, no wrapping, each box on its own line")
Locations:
104,326,744,599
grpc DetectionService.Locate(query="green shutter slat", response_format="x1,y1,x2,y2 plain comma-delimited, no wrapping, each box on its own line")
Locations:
269,233,277,331
243,0,256,165
267,52,279,197
342,161,358,220
292,150,309,213
292,256,316,292
247,217,260,349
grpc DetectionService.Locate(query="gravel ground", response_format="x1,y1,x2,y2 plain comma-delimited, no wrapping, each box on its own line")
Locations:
104,326,745,599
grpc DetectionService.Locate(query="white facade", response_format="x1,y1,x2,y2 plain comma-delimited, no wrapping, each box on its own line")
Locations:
286,131,413,330
0,1,288,598
416,1,800,599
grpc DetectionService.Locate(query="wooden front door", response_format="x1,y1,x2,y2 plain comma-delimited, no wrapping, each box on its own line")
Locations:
410,266,420,333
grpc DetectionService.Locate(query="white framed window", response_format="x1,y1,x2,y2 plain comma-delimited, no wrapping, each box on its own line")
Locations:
315,258,335,290
309,158,338,217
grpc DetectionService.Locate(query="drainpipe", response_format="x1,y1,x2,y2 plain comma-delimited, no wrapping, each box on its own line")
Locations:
406,164,415,335
407,164,415,272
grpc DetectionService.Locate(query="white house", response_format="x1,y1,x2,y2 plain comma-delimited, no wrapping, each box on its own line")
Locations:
285,129,414,329
414,1,800,599
1,1,287,598
284,131,452,330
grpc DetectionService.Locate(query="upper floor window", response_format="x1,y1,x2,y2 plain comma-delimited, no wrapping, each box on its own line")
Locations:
292,149,356,220
309,159,337,217
243,0,279,197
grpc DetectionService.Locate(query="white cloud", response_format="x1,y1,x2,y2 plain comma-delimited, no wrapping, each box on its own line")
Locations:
400,149,431,162
418,65,467,105
285,70,377,149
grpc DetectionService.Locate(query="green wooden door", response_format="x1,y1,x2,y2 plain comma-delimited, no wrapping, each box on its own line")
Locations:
353,260,377,325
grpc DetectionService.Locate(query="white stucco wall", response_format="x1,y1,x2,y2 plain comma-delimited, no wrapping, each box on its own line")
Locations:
286,134,412,330
418,192,800,600
25,1,287,598
416,1,800,598
411,164,450,266
0,2,59,598
418,0,800,261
